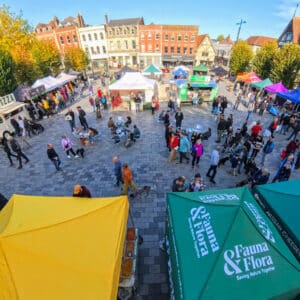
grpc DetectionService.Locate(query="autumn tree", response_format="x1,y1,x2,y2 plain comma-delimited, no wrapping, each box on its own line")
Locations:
271,43,300,89
31,39,61,77
217,35,225,41
64,47,89,71
0,49,17,95
252,42,278,80
229,41,253,75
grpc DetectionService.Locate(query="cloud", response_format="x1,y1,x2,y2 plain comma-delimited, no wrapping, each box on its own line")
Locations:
274,0,300,20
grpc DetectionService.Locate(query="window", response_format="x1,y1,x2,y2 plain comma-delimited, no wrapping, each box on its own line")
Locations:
82,34,86,41
183,47,187,54
100,32,104,39
178,35,182,41
191,35,195,42
141,33,145,40
171,35,175,41
119,28,123,34
110,41,114,50
189,48,193,54
184,35,188,42
94,33,98,40
177,47,181,54
164,46,168,53
148,45,152,52
123,29,127,34
91,46,95,54
96,46,100,54
165,34,169,41
85,47,89,54
73,35,77,42
148,33,152,40
141,44,145,52
132,40,136,49
131,28,135,34
67,35,71,43
171,47,174,54
124,40,128,49
88,34,92,41
117,40,121,49
102,46,106,53
155,45,159,52
60,36,64,44
202,51,209,57
155,34,160,40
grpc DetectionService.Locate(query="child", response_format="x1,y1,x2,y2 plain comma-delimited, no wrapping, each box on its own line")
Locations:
230,153,241,176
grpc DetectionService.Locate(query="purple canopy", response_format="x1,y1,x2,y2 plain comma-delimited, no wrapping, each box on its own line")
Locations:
264,82,288,93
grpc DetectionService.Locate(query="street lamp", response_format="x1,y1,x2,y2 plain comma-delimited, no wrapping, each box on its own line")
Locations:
236,19,246,43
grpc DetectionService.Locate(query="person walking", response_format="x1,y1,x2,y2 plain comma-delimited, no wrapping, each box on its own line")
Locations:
121,163,138,195
206,146,220,184
261,136,274,166
61,135,79,158
47,144,62,171
9,136,29,169
272,154,294,182
77,106,89,130
177,132,190,164
246,101,255,121
0,137,17,166
250,135,264,159
10,118,21,136
287,121,300,141
216,114,227,143
168,132,179,162
65,108,76,132
175,109,184,128
191,139,203,167
112,156,123,187
89,97,95,112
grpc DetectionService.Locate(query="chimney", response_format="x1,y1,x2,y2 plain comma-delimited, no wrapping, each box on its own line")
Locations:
77,13,85,27
53,16,59,27
105,14,109,25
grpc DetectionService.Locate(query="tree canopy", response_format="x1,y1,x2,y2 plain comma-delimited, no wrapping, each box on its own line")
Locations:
229,41,253,75
64,47,89,72
0,49,17,96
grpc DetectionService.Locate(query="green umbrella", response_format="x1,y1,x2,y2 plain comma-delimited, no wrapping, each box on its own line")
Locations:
250,78,273,90
193,64,208,73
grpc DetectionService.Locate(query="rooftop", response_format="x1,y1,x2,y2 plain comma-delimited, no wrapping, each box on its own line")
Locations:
107,17,144,26
246,35,277,47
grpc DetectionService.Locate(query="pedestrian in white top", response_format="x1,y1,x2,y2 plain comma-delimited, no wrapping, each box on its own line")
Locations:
206,147,220,184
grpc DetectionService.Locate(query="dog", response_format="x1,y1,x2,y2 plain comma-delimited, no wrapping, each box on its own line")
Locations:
200,128,211,140
244,159,258,175
218,156,230,167
76,148,85,158
235,178,249,187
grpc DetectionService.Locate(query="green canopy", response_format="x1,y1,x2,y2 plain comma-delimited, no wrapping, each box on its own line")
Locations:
142,64,162,74
250,78,273,90
166,187,300,300
254,181,300,261
193,64,208,73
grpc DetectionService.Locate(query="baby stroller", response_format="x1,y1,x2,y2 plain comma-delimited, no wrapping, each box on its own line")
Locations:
111,117,128,144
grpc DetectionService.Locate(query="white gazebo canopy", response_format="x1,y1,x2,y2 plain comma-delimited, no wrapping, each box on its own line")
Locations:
31,76,62,92
56,72,77,85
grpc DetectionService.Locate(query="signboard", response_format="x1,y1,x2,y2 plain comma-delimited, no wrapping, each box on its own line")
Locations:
0,94,16,108
29,85,46,98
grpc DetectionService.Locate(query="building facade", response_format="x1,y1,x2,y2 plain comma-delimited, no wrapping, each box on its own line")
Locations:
35,14,84,55
138,24,163,67
212,35,234,66
161,25,199,66
78,26,108,68
195,34,216,66
278,17,300,46
106,17,144,67
246,36,277,54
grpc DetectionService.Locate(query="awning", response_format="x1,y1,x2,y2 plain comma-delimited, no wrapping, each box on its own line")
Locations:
250,78,273,90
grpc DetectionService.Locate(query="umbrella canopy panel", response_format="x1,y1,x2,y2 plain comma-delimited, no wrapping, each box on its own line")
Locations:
250,78,273,90
277,88,300,104
193,64,208,73
264,82,288,94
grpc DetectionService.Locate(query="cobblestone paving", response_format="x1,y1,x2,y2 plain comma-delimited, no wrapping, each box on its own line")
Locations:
1,79,299,299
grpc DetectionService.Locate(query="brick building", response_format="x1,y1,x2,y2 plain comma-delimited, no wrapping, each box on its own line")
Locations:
35,14,85,55
161,25,199,66
138,24,163,67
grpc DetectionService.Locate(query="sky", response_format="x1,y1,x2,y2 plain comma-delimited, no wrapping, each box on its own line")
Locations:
2,0,300,39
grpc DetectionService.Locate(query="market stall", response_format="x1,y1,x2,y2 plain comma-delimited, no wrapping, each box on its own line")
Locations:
0,194,130,300
254,181,300,262
31,76,62,93
109,72,158,110
142,64,162,76
250,78,273,90
166,187,300,300
192,63,208,75
56,72,77,85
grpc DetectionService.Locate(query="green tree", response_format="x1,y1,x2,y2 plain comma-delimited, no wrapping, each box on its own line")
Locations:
31,40,61,77
0,49,17,96
253,42,278,80
229,41,253,75
64,47,89,71
217,35,225,41
271,43,300,89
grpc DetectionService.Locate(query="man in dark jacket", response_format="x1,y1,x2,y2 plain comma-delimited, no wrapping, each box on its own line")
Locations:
216,114,227,143
10,118,21,136
175,109,184,128
73,184,92,198
77,106,89,130
112,156,123,186
0,137,17,166
9,136,29,169
47,144,61,171
65,108,76,132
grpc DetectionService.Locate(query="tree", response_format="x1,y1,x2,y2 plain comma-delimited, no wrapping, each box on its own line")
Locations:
271,43,300,89
253,42,278,80
64,47,89,71
31,40,61,77
0,49,17,96
229,41,253,75
217,35,225,41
